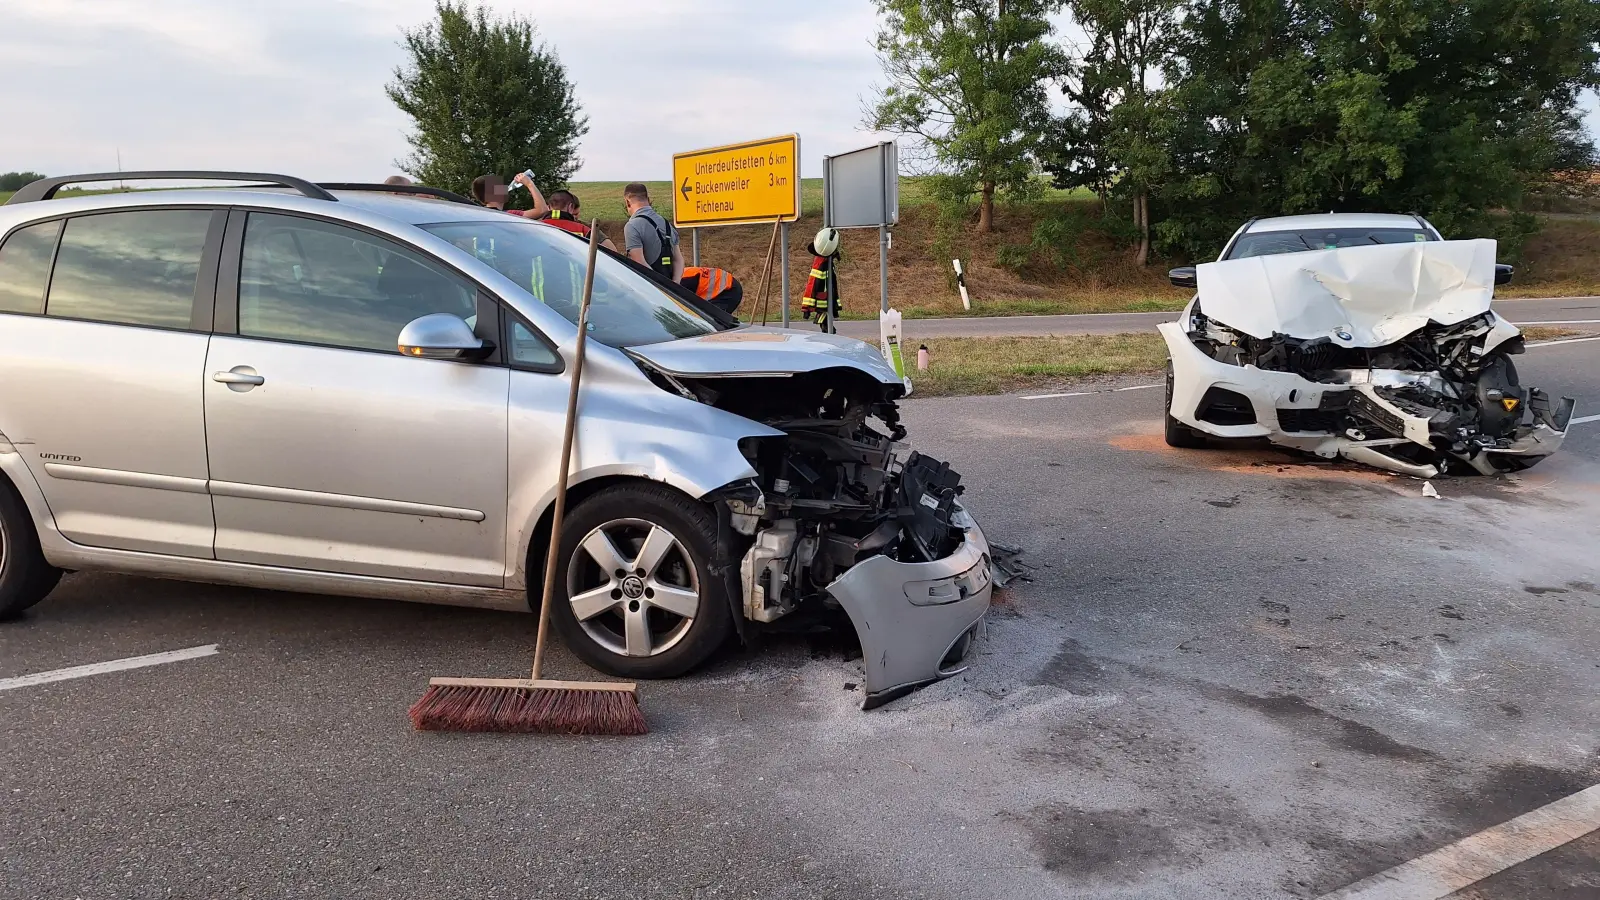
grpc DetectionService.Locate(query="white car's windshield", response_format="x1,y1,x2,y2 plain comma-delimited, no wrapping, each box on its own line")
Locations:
421,220,718,347
1228,228,1433,259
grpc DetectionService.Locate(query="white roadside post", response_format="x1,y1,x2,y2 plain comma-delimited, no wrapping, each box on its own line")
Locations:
952,258,971,310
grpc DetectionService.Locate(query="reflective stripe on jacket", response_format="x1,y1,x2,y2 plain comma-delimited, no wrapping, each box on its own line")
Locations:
681,266,736,300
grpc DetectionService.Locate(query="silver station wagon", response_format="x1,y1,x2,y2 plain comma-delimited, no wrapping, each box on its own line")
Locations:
0,172,991,707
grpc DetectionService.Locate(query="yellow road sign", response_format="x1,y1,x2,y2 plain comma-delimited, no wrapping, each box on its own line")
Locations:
672,134,800,228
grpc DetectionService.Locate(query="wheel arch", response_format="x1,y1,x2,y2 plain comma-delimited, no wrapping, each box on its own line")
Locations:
514,473,711,609
0,449,64,557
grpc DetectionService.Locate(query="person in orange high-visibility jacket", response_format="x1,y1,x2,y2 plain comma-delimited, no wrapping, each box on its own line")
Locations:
799,227,842,330
679,266,744,315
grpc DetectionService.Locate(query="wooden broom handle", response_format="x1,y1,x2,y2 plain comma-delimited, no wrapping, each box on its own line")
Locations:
531,221,602,682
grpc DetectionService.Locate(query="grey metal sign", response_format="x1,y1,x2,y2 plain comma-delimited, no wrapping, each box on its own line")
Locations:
822,141,898,230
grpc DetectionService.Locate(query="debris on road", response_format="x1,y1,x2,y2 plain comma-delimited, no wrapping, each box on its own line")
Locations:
1422,481,1441,499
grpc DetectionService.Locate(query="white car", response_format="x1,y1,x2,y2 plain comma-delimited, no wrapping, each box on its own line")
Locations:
1159,213,1575,477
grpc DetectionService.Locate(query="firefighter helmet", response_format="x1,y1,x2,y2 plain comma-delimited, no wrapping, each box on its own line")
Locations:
812,227,840,257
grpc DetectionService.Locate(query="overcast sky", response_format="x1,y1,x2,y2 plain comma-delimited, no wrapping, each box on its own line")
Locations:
1,0,1595,184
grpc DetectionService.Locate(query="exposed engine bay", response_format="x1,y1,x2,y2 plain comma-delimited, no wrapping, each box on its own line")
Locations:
1161,239,1576,477
663,368,971,623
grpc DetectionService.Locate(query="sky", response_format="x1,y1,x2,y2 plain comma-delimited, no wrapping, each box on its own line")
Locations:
1,0,1596,184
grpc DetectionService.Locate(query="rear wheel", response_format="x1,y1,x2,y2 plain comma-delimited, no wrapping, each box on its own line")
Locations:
1164,363,1207,448
549,483,733,679
0,478,62,620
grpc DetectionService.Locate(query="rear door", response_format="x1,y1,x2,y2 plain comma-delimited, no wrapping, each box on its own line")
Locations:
0,207,223,557
202,211,509,586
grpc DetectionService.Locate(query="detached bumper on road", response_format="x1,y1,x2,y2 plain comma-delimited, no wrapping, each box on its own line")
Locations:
827,505,991,709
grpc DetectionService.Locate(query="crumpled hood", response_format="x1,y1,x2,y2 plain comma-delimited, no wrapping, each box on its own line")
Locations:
1196,239,1498,347
627,326,902,384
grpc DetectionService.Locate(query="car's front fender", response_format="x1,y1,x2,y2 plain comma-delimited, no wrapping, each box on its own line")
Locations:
504,359,782,590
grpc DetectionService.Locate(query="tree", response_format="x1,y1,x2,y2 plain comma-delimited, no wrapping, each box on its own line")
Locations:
0,172,47,192
1043,0,1183,265
1157,0,1600,260
387,2,587,195
868,0,1071,232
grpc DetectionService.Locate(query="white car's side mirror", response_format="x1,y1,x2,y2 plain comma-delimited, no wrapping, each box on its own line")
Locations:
398,313,492,360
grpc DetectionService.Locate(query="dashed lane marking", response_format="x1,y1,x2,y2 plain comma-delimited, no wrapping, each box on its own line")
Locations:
0,644,219,692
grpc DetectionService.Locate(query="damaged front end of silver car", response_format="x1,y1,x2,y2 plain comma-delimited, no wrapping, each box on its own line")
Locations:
641,360,993,709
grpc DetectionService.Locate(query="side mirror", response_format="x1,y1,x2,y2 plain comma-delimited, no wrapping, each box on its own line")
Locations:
398,313,492,360
1494,264,1514,286
1168,266,1198,290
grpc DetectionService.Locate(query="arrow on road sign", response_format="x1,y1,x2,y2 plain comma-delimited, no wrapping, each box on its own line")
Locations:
680,177,691,201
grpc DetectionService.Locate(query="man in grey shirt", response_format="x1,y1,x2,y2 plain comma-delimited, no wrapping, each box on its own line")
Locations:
622,183,683,281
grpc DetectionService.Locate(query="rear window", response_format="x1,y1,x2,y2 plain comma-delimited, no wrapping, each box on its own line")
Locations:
1228,228,1433,259
46,210,212,328
0,220,61,314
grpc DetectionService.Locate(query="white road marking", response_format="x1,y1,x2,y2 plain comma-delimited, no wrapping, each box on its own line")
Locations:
1526,335,1600,347
1510,319,1600,325
0,644,219,692
1021,383,1162,401
1569,413,1600,426
1317,782,1600,900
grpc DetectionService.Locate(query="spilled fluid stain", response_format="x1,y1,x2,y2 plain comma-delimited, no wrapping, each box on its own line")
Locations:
1107,431,1402,485
1203,686,1437,762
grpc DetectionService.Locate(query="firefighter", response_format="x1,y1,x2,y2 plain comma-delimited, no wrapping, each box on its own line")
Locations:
799,227,842,330
679,266,743,315
535,189,619,252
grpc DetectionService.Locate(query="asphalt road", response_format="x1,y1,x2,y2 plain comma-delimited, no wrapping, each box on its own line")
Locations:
831,296,1600,340
2,341,1597,899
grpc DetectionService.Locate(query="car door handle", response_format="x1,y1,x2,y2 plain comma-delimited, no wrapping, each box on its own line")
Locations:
213,369,265,386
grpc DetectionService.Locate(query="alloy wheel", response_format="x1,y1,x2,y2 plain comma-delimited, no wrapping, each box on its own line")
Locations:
565,517,701,658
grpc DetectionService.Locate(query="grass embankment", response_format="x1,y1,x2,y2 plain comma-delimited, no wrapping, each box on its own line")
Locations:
570,179,1600,316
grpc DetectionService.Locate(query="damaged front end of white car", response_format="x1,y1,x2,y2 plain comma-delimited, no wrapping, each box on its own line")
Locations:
1160,239,1576,477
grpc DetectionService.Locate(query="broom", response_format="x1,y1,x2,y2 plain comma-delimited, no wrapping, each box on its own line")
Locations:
408,220,647,735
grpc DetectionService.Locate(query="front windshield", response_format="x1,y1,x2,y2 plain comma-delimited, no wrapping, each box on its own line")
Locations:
1228,228,1433,259
420,220,717,347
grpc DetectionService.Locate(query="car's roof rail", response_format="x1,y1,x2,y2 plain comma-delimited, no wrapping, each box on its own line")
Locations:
4,171,337,205
318,183,476,205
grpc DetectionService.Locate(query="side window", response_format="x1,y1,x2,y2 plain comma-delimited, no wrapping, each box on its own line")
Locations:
239,213,476,353
0,220,61,314
509,320,560,369
46,210,211,328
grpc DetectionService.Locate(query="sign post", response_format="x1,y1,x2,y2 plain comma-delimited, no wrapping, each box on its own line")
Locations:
673,134,801,322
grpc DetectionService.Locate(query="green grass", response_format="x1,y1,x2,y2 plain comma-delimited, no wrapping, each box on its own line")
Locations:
910,333,1169,397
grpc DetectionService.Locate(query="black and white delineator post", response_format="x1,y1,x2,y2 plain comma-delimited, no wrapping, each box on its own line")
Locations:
952,259,971,310
823,142,902,383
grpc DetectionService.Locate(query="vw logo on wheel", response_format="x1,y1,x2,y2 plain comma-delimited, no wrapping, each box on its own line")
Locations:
621,575,646,599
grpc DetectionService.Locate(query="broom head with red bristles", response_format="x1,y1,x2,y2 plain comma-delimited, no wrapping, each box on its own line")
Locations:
409,677,647,735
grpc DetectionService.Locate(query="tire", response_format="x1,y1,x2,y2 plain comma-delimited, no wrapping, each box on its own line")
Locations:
548,483,733,679
0,476,62,620
1164,363,1207,448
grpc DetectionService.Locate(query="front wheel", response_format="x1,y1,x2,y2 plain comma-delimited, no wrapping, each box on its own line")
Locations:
549,483,733,679
1164,363,1207,448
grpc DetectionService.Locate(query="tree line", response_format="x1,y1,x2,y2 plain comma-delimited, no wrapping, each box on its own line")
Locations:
868,0,1600,261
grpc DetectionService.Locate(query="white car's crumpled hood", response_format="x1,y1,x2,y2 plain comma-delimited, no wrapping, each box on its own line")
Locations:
627,326,902,384
1196,239,1498,347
